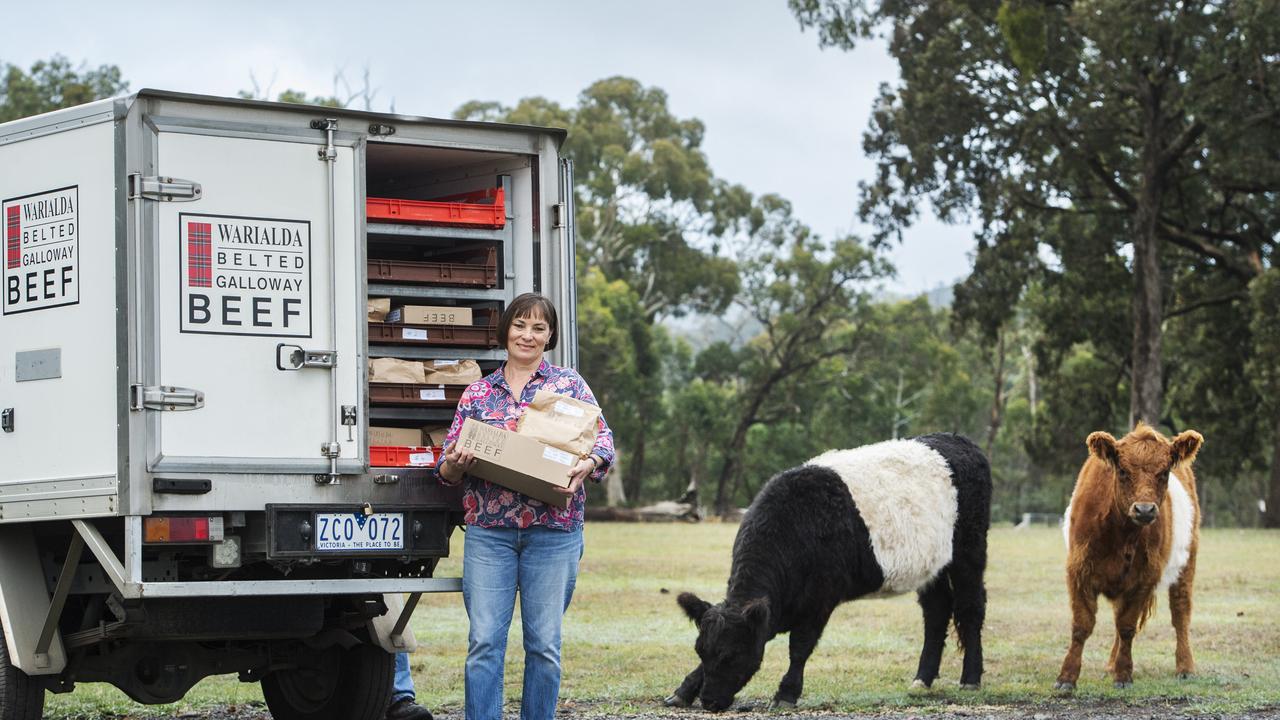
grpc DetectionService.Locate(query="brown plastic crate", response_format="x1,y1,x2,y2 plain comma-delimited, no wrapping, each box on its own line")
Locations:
369,382,466,407
369,307,499,348
367,247,498,288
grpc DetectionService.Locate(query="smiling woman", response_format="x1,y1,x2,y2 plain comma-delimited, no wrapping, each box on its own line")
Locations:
432,291,617,720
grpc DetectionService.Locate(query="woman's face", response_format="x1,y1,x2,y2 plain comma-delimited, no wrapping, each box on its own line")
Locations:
507,311,552,365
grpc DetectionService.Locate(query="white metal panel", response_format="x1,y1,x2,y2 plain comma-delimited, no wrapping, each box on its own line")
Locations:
0,120,119,495
151,132,360,465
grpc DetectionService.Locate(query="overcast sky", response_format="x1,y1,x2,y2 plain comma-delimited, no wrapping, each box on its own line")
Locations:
3,0,976,294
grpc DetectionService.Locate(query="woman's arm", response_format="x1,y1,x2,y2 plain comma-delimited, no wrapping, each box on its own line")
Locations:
433,380,485,486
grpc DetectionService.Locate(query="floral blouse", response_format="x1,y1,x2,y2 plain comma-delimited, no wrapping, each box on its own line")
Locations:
435,359,615,531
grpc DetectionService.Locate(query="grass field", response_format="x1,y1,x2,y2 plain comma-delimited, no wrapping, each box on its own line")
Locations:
45,525,1280,718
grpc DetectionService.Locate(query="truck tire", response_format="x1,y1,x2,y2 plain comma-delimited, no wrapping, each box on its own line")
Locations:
0,624,45,720
261,642,394,720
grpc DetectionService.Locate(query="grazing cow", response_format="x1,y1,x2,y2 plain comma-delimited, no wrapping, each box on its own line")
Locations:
667,434,991,711
1055,424,1204,690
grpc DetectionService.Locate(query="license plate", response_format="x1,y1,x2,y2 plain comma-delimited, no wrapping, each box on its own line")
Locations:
314,512,404,551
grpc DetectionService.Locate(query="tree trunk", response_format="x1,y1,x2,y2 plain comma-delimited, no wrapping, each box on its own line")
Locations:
985,329,1007,459
1265,412,1280,529
714,419,753,518
622,424,647,505
1022,342,1037,424
713,387,773,517
1130,81,1166,429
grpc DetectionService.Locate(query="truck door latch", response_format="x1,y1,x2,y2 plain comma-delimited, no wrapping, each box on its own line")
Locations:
130,385,205,412
276,344,337,370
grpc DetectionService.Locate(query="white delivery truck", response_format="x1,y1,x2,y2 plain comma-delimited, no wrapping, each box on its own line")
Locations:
0,90,578,719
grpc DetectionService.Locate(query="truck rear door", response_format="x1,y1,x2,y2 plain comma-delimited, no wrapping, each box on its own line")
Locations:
142,126,363,474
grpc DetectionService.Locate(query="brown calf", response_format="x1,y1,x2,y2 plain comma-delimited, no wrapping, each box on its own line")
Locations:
1055,424,1203,690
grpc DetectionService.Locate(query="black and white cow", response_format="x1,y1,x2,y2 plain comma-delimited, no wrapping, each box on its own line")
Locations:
668,433,991,711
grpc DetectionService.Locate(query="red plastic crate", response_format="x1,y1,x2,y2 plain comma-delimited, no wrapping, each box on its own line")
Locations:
369,445,439,468
367,187,505,229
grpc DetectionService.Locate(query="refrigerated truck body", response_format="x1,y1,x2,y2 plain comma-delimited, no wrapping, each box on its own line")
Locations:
0,90,578,718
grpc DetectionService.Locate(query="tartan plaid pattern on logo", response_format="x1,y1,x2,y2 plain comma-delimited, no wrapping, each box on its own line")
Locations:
5,206,18,270
187,221,212,288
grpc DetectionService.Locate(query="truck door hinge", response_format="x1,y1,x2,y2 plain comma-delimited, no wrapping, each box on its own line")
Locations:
130,385,205,412
128,174,202,202
553,202,567,229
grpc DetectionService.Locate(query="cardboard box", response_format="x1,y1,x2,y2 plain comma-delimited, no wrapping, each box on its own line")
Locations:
458,418,574,508
369,426,424,446
387,305,473,326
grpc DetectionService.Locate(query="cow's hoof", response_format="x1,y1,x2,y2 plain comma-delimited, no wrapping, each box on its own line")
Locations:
663,694,691,708
910,679,931,690
1177,671,1194,680
1114,680,1132,689
958,682,981,691
768,698,797,711
1053,681,1076,692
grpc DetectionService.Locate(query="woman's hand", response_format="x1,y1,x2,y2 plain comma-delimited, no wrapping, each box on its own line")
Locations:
439,443,476,486
557,456,597,496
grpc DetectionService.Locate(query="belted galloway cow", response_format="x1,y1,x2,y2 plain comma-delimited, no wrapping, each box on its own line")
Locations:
1055,424,1204,690
668,433,991,711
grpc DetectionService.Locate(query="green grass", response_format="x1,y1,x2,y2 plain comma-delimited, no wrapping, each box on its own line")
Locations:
45,525,1280,717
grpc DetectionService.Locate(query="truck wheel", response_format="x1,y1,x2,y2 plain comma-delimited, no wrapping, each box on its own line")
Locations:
0,624,45,720
261,643,394,720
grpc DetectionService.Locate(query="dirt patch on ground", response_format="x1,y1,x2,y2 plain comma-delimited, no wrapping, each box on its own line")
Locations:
99,699,1280,720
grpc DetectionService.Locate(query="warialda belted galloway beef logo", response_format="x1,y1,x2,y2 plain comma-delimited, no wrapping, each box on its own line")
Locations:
179,212,313,337
3,186,79,316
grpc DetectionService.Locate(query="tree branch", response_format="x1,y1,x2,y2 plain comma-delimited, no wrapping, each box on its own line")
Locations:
1156,221,1259,279
1158,119,1207,174
1163,291,1249,320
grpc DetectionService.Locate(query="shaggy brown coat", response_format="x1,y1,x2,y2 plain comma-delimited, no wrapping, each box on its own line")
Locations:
1055,424,1203,690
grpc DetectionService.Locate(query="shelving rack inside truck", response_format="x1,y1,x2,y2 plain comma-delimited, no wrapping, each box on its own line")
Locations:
0,89,577,720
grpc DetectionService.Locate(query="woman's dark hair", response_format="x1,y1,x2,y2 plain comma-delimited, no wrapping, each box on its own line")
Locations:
498,293,559,351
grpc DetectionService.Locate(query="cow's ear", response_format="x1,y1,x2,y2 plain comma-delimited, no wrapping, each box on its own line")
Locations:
1086,431,1119,466
677,592,712,625
1171,430,1204,466
742,596,770,629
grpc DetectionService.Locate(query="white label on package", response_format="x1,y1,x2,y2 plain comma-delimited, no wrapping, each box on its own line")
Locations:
402,328,428,341
433,359,459,366
386,308,403,322
408,451,433,466
3,186,79,316
419,388,446,401
179,212,312,336
553,401,586,418
542,446,575,466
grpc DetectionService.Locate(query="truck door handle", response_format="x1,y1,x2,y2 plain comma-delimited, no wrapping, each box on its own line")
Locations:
275,344,338,371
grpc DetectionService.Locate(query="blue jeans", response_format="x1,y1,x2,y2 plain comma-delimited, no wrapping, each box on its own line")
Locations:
463,525,583,720
392,651,414,705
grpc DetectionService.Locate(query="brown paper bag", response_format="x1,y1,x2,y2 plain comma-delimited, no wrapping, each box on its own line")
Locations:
423,426,450,447
368,297,391,322
423,359,483,385
369,357,426,384
516,390,601,457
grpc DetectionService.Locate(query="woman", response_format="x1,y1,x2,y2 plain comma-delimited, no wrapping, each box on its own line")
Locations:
435,292,615,720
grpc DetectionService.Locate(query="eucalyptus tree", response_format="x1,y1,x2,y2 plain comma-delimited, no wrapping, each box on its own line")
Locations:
1,55,127,122
790,0,1280,429
456,78,755,496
